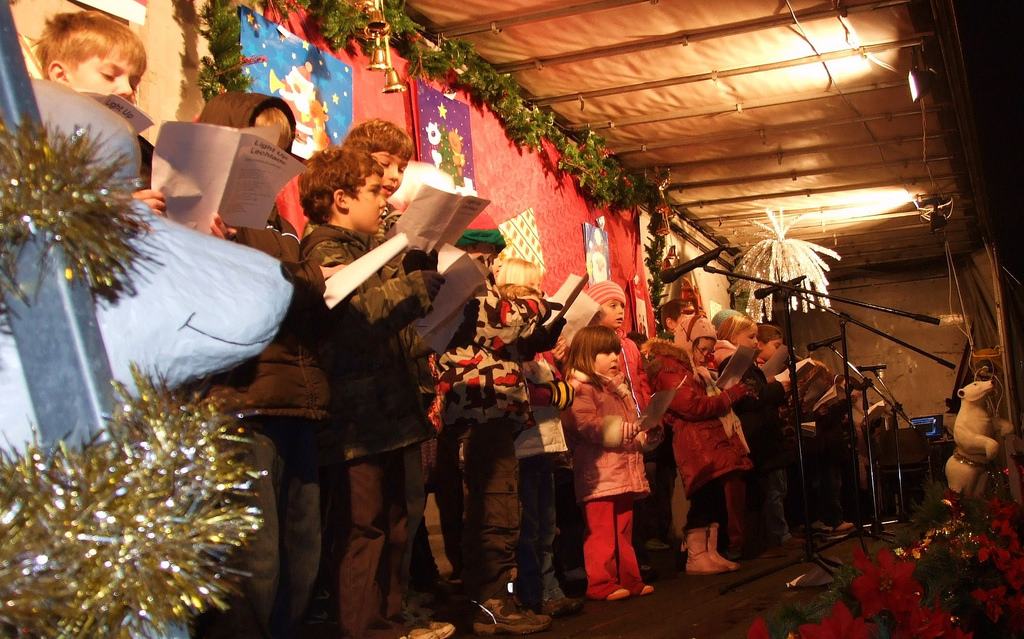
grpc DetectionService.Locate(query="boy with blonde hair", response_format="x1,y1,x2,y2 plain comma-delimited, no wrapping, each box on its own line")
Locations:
35,10,164,214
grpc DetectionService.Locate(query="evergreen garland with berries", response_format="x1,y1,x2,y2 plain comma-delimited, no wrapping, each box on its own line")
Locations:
198,0,672,322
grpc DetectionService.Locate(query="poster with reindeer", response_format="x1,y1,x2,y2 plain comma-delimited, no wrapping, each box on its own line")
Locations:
414,80,477,195
239,6,354,159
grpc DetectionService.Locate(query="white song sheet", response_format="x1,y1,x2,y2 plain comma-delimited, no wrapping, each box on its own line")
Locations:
85,93,154,133
638,387,679,432
322,233,410,309
414,244,487,352
393,185,491,251
152,122,305,232
716,344,757,390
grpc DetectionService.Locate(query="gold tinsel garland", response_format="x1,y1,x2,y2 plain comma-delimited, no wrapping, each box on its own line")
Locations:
0,117,148,304
0,370,260,638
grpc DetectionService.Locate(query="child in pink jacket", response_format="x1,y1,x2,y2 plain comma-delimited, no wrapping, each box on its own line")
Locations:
562,325,659,602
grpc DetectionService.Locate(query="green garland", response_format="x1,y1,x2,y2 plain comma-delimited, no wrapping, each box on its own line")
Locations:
644,211,668,332
197,0,670,318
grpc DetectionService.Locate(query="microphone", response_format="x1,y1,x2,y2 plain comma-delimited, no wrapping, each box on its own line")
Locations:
858,364,887,372
661,247,728,284
806,335,841,351
754,275,807,300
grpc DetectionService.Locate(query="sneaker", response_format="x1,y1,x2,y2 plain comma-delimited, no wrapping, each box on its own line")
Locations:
472,596,552,635
539,596,584,618
638,584,655,596
644,538,671,552
604,588,630,601
403,621,456,639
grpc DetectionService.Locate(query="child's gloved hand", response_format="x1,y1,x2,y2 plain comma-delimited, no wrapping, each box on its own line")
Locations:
543,380,575,410
635,426,663,453
724,382,749,403
644,425,664,448
421,270,446,300
402,249,438,273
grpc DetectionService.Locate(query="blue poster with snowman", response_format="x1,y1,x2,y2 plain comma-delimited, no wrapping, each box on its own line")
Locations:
414,80,477,195
239,6,354,158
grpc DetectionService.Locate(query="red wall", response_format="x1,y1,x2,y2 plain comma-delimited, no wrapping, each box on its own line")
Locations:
269,9,653,334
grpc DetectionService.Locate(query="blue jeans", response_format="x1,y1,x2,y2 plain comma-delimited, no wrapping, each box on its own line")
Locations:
759,468,790,544
515,454,564,608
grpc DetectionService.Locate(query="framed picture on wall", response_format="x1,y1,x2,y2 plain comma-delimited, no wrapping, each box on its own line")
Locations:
239,7,354,159
583,221,610,284
413,81,477,195
635,296,650,336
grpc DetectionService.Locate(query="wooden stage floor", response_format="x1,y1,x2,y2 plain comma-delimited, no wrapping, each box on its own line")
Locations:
439,530,893,639
301,520,902,639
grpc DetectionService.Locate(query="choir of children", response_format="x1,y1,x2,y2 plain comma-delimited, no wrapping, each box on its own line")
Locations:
33,10,853,637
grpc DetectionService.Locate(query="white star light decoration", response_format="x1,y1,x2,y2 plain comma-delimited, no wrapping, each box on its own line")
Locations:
733,209,841,320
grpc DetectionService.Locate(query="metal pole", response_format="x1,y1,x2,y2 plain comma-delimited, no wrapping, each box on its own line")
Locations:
1,7,189,637
0,2,112,448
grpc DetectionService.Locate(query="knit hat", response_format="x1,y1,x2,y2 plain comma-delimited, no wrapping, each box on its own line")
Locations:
684,314,717,343
587,280,626,306
711,309,742,330
456,211,506,251
674,312,717,350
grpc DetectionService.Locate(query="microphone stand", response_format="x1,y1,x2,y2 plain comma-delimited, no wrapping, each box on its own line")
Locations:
861,367,916,519
820,347,890,535
800,296,935,525
718,275,838,593
813,315,880,553
705,265,954,593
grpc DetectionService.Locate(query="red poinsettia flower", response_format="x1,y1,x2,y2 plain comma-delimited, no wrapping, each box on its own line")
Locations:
796,601,870,639
977,534,1013,569
1003,556,1024,591
1005,591,1024,632
851,547,922,618
972,586,1007,623
746,617,771,639
900,598,965,639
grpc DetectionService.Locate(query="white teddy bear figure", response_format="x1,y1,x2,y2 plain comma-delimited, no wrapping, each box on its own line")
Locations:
945,379,1015,496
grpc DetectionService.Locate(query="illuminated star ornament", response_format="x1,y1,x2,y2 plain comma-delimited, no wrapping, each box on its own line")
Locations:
732,209,840,320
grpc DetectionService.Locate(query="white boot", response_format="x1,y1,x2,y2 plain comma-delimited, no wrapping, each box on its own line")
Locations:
685,527,727,575
706,523,740,571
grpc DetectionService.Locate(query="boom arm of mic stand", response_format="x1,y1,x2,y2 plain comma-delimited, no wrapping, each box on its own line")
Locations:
701,265,942,325
701,265,955,370
864,370,912,424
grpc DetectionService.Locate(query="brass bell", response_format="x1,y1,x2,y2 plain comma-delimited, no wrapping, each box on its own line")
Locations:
382,67,407,93
367,41,389,71
359,1,389,38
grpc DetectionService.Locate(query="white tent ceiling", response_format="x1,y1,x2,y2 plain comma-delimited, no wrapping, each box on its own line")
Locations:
404,0,987,281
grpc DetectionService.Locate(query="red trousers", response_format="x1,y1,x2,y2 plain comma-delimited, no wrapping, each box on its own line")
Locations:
582,494,645,599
